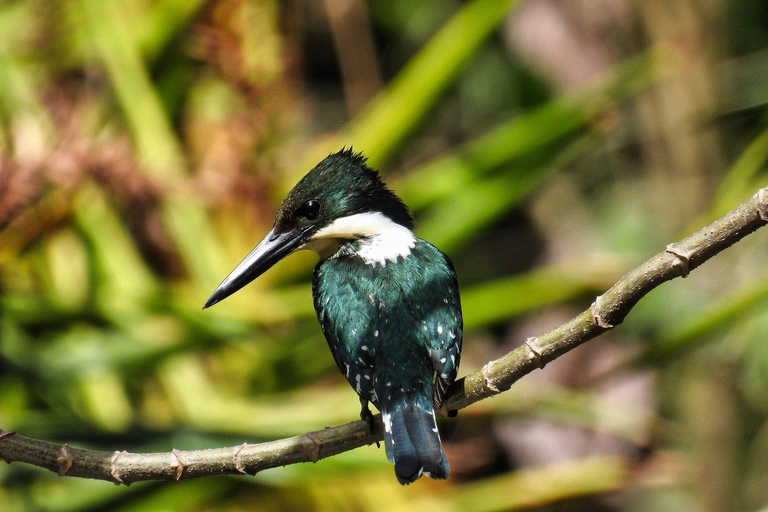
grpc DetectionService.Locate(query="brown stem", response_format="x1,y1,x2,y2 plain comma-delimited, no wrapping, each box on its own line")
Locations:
1,186,766,484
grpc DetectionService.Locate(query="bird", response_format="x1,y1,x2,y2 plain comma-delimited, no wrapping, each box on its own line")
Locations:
204,148,463,484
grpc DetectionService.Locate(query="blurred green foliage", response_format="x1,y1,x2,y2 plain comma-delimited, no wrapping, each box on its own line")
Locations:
1,0,768,511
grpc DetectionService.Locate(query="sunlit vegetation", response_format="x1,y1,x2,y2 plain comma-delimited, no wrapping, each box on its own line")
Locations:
1,0,768,510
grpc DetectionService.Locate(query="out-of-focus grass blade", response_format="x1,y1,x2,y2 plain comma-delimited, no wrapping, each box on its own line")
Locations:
395,105,584,211
79,0,185,181
30,476,233,512
348,0,520,166
466,380,654,444
163,195,229,290
136,0,207,60
711,120,768,219
416,167,548,254
447,456,629,512
0,55,55,159
112,479,236,512
0,2,37,50
0,319,35,372
739,308,768,410
160,356,360,437
395,48,666,211
0,189,74,265
418,135,594,253
80,0,226,290
461,261,619,330
725,49,768,114
642,274,768,363
30,478,149,512
0,376,29,429
40,229,89,310
300,0,521,172
35,323,182,377
73,185,158,322
76,370,133,431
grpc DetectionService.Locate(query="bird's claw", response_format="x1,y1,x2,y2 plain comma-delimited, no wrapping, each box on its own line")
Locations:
359,399,376,434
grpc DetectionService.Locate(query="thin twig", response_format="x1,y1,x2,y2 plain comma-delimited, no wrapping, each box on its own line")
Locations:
1,186,766,484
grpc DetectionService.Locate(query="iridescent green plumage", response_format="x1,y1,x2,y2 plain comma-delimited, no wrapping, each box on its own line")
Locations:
314,238,461,483
206,149,463,484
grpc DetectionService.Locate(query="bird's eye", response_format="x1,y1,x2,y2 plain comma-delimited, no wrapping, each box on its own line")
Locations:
299,199,321,220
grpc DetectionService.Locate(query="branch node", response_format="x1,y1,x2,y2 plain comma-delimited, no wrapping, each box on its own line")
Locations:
481,362,501,394
591,296,614,329
0,429,13,463
57,444,73,476
2,187,767,485
110,451,126,485
232,443,248,475
170,449,187,482
524,337,546,369
758,188,768,222
303,432,321,463
665,244,691,277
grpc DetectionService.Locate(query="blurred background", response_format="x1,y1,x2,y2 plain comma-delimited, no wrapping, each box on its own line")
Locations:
1,0,768,510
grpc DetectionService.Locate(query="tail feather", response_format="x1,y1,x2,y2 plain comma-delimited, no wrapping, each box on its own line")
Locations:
403,403,448,479
382,397,449,485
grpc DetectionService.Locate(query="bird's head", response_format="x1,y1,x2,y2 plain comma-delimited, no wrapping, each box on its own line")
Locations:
204,148,412,308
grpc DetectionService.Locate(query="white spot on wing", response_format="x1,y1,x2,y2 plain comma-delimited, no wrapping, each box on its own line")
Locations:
382,412,392,433
437,325,443,334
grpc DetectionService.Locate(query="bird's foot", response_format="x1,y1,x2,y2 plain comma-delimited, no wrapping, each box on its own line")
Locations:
359,398,376,434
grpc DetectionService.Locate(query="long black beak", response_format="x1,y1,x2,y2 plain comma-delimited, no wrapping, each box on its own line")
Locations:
203,227,309,309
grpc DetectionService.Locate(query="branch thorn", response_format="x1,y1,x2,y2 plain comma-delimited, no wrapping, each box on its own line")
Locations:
665,244,691,277
0,430,13,463
233,443,248,475
591,295,614,329
481,362,501,393
525,337,546,369
57,444,73,476
110,451,126,485
170,449,188,481
303,432,321,463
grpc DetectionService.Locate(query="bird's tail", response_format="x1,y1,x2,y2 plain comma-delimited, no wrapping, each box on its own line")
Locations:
381,392,449,485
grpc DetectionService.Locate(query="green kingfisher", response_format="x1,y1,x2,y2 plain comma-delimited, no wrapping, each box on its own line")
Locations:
204,149,463,484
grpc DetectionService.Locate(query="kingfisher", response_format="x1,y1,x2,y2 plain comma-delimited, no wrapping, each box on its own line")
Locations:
204,149,463,484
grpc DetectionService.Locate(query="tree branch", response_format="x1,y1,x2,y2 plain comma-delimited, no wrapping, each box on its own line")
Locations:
1,186,767,484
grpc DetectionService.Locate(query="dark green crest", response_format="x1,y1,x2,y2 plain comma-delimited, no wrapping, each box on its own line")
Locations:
273,148,414,237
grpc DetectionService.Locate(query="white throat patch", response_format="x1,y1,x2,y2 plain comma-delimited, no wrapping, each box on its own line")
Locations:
305,212,415,266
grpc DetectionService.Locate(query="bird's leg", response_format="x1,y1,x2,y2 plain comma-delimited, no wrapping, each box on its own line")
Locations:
435,377,458,418
359,397,376,434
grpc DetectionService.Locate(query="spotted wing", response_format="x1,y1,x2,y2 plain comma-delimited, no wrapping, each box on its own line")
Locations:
404,241,463,409
312,260,378,401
